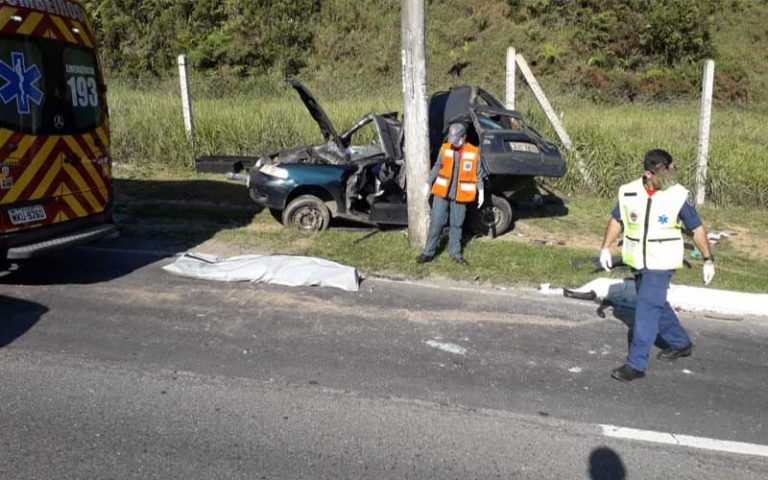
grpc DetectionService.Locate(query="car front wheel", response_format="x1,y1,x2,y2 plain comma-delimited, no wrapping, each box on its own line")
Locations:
469,194,513,237
282,195,331,232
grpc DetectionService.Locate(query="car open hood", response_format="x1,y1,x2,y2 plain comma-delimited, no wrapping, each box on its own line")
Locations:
290,80,346,153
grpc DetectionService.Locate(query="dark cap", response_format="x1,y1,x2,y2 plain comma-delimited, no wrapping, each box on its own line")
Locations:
643,149,673,172
446,123,467,146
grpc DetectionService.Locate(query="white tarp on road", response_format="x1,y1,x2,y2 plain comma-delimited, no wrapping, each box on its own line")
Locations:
560,277,768,317
163,253,360,292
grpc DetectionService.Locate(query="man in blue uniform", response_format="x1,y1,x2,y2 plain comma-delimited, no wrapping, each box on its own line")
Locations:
598,149,716,382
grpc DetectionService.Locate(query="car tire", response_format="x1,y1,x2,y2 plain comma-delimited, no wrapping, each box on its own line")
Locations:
469,194,513,238
282,195,331,232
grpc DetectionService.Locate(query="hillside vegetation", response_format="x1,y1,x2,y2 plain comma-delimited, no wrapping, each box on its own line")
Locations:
87,0,768,103
92,1,768,207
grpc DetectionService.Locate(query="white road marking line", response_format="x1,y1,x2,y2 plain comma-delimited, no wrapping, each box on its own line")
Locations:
601,424,768,458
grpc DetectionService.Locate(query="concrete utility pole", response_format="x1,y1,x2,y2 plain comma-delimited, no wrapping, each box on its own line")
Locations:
515,54,572,150
696,59,715,205
401,0,430,247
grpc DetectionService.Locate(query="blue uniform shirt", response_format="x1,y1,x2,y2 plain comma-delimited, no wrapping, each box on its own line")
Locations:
611,199,702,230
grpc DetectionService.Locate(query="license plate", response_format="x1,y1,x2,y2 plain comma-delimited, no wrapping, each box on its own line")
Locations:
8,205,47,225
507,141,540,154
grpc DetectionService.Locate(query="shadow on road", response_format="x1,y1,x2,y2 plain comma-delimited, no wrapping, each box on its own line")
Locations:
589,447,627,480
1,177,261,286
0,295,48,348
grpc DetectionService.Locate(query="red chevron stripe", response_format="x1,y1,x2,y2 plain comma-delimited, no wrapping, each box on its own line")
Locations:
73,134,109,185
38,140,72,198
5,136,51,201
76,18,96,47
85,131,107,155
30,13,55,39
74,135,109,189
0,131,26,152
21,134,52,160
0,20,17,36
60,15,89,47
72,160,105,204
58,175,92,216
57,194,77,219
74,185,97,215
73,135,96,159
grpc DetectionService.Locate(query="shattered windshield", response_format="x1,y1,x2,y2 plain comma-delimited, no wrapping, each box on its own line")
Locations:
475,112,523,131
342,115,385,160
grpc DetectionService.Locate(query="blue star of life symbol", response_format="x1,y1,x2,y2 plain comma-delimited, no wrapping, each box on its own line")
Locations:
0,52,44,115
658,214,669,225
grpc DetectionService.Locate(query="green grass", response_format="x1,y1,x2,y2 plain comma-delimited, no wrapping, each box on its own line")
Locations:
113,174,768,294
206,211,768,293
107,79,768,208
513,94,768,206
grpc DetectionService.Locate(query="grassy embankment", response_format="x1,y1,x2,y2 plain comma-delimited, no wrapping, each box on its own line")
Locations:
109,80,768,293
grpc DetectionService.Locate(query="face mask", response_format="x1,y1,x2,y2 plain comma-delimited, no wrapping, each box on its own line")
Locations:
655,169,678,190
452,138,464,149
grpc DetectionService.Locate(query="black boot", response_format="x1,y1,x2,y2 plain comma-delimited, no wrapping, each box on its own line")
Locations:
657,343,693,362
611,364,645,382
416,254,434,264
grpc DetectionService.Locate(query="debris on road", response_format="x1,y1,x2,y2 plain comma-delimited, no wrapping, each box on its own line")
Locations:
554,277,768,317
163,252,360,291
538,283,564,296
707,231,731,242
425,340,467,355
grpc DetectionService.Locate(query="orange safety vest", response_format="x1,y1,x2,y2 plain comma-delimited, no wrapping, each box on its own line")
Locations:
431,143,480,203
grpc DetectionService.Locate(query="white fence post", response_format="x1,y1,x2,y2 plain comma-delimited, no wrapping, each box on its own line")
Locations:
177,55,195,144
696,59,715,205
515,54,571,149
515,53,592,186
506,47,516,110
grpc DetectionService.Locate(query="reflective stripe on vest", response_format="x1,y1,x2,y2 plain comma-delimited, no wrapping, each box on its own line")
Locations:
430,142,479,203
618,178,689,270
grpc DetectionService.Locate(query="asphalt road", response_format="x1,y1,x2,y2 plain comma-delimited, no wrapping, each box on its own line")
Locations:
1,240,767,479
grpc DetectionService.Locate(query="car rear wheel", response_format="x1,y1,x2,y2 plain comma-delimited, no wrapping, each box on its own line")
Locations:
282,195,331,232
469,194,513,237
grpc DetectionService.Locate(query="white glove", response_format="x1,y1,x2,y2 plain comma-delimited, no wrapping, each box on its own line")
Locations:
599,248,613,272
478,189,485,206
423,181,431,198
703,261,715,285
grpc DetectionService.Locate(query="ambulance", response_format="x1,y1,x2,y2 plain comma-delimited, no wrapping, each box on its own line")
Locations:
0,0,115,261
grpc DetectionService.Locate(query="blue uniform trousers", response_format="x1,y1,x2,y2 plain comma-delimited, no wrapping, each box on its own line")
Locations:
422,195,466,259
627,270,692,372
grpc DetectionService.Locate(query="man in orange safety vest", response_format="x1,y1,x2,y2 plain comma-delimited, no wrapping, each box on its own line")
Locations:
416,123,487,266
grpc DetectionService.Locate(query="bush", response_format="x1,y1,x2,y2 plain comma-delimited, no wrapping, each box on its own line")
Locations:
639,0,716,65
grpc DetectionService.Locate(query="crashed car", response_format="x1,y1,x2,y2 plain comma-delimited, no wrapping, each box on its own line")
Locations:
195,81,566,236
